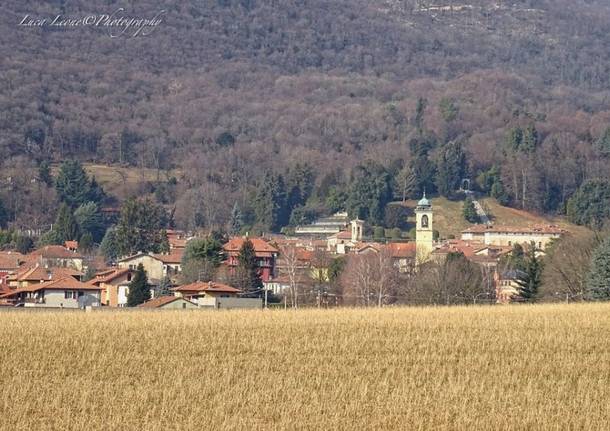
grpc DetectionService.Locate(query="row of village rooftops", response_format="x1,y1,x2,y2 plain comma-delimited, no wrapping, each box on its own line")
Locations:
0,205,567,308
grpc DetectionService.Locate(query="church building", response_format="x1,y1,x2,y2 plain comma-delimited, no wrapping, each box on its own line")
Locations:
415,193,434,264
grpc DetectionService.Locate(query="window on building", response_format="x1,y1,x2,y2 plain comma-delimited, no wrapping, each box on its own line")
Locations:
182,303,186,309
64,291,76,299
421,215,429,228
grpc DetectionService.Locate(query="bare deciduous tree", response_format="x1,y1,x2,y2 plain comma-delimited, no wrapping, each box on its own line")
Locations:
341,249,399,307
541,231,607,302
279,245,306,308
411,253,488,305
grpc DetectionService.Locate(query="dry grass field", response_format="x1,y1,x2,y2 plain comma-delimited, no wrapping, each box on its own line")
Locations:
1,304,610,430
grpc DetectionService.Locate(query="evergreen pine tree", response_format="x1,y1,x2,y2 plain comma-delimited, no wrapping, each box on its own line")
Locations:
183,237,224,266
409,137,437,196
439,98,459,123
504,243,526,271
114,198,168,257
14,235,34,254
74,202,105,243
490,179,510,206
346,162,392,225
99,227,118,261
566,180,610,229
159,230,170,253
79,232,93,253
515,244,542,302
0,197,8,229
54,203,80,243
82,265,97,282
462,198,479,223
155,276,173,297
235,239,263,295
521,124,539,153
505,127,523,153
127,263,151,306
88,176,106,204
436,140,466,197
586,238,610,301
55,160,92,208
286,163,315,210
414,97,427,134
253,171,288,232
325,186,348,213
229,202,243,235
38,160,53,186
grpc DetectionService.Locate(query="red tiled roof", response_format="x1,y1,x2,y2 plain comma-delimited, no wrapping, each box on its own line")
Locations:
36,277,100,291
94,268,117,278
354,243,383,254
462,225,567,235
169,238,187,248
296,249,314,262
8,265,82,282
173,281,241,294
92,268,131,285
0,252,25,270
64,240,78,249
0,276,100,298
30,245,84,259
333,231,352,240
223,237,278,256
138,296,194,308
385,242,417,258
152,249,184,264
433,240,482,258
119,250,184,265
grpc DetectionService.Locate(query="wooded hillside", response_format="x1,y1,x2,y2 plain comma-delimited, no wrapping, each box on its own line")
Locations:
2,0,610,232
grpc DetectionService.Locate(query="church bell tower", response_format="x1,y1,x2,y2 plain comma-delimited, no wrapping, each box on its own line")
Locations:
415,192,434,264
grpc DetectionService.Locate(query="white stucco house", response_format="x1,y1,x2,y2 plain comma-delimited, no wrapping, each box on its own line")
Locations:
0,276,102,308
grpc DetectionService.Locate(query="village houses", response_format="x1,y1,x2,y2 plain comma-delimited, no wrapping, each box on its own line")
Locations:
222,236,279,282
0,196,570,308
117,250,183,283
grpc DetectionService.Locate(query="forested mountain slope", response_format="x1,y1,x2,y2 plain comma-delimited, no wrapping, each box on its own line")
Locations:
2,0,610,231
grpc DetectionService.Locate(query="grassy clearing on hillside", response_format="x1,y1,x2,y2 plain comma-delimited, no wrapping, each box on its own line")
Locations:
403,196,470,237
481,198,591,236
402,197,588,238
1,305,610,430
51,163,182,198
